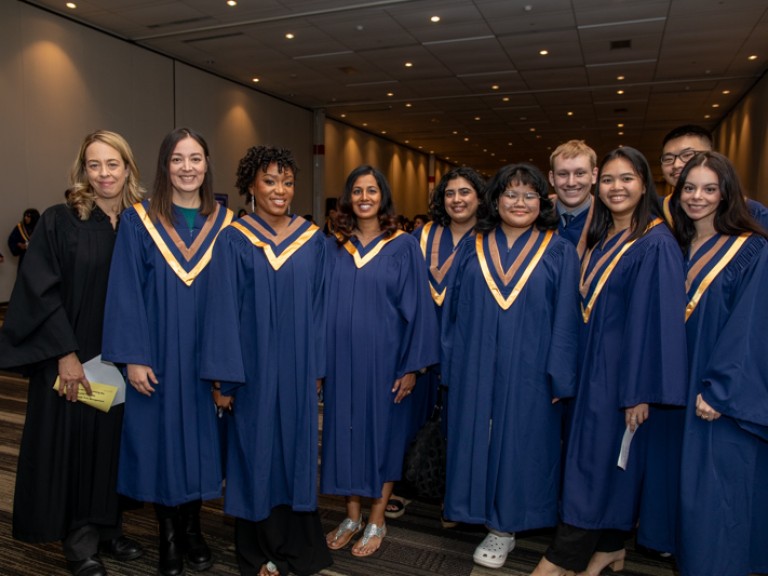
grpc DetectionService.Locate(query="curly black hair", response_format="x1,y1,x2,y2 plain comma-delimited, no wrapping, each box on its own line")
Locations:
235,146,299,196
429,167,486,227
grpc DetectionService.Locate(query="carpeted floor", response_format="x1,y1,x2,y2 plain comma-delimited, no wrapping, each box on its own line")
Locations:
0,364,691,576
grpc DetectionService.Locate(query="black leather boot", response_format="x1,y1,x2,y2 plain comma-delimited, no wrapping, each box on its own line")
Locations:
180,500,212,571
155,505,185,576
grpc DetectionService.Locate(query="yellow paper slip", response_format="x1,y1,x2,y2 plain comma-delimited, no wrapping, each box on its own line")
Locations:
53,378,119,413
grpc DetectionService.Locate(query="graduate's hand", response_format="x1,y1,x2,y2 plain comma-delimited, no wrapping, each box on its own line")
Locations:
625,403,649,432
212,386,233,413
127,363,157,396
695,393,721,422
392,372,416,404
57,352,92,401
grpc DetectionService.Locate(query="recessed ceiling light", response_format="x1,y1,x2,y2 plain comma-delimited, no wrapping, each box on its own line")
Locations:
430,16,440,23
722,90,731,94
227,0,237,6
529,127,536,132
617,75,625,81
405,62,414,67
251,77,259,83
567,111,573,116
502,96,510,102
386,92,394,97
616,89,625,95
508,142,513,146
491,84,499,90
618,131,624,136
285,33,295,39
474,116,481,121
452,130,458,135
617,123,624,128
66,2,76,7
405,103,412,108
464,137,470,142
429,150,434,154
381,130,387,134
712,103,720,108
362,122,368,127
340,113,346,118
539,49,549,56
704,114,711,119
418,146,423,149
748,55,758,60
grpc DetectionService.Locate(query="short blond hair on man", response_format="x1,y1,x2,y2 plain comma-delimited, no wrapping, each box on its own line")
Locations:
549,139,597,170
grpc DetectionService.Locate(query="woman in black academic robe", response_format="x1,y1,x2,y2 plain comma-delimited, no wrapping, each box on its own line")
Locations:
0,131,144,576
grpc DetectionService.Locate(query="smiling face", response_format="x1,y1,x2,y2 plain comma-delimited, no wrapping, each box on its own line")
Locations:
350,173,382,223
598,157,646,223
169,136,208,200
661,134,712,187
85,141,129,201
498,180,540,232
679,164,721,227
444,176,480,225
549,154,597,209
251,162,294,222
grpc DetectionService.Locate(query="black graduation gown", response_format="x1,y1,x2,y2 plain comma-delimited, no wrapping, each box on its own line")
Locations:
0,204,123,542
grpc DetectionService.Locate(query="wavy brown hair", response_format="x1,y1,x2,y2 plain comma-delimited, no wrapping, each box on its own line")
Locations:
68,130,144,220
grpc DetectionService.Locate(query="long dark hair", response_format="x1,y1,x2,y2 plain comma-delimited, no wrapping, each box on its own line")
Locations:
587,147,659,248
669,151,767,248
429,167,486,227
148,127,216,223
334,165,398,243
476,163,557,234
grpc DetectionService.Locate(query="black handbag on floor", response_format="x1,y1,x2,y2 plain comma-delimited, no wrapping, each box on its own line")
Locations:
403,389,446,501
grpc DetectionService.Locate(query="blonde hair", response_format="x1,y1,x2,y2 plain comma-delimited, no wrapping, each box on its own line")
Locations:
549,139,597,170
68,130,145,220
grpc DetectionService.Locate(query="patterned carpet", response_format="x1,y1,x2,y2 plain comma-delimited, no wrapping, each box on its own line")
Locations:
0,367,691,576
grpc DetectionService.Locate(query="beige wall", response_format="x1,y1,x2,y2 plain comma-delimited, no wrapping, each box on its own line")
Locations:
715,71,768,204
324,119,454,219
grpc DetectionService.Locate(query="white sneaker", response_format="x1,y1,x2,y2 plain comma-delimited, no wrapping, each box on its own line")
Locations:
473,531,516,569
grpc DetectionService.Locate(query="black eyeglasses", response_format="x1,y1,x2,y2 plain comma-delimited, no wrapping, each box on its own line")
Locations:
660,148,702,165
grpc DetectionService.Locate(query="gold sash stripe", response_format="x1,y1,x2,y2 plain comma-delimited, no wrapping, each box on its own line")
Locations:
418,222,464,306
579,218,663,323
662,195,674,227
231,220,319,271
685,234,750,321
134,202,233,286
17,222,30,243
476,229,553,310
341,230,404,269
418,221,433,258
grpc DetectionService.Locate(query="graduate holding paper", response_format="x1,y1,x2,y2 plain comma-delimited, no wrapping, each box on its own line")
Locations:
0,131,145,576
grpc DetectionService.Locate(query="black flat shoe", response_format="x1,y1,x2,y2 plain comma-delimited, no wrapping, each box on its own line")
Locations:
99,536,144,562
67,555,107,576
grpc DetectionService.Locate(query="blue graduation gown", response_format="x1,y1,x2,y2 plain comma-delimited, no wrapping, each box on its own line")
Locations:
676,233,768,576
561,223,688,531
410,223,473,430
200,214,326,522
320,231,440,498
102,201,231,505
443,228,580,532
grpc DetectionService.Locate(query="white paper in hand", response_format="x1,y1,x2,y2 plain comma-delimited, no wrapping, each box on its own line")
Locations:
82,355,126,407
617,424,636,470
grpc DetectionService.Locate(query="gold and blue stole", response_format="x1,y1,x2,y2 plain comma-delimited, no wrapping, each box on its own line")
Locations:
476,227,553,311
134,201,233,286
579,218,663,323
16,222,30,243
231,214,320,271
662,195,674,227
418,222,470,306
338,230,404,269
684,233,750,321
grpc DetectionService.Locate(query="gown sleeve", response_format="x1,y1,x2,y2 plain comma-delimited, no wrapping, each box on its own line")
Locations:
101,208,153,366
547,239,581,400
619,231,688,409
394,237,439,378
311,234,328,381
8,225,24,256
0,207,78,368
439,237,471,387
700,240,768,440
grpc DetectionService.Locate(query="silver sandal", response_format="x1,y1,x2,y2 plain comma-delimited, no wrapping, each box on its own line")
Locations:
351,522,387,557
327,516,364,549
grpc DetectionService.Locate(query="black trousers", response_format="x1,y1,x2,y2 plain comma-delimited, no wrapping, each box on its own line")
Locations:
62,519,122,562
544,522,627,572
